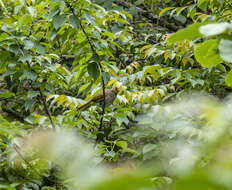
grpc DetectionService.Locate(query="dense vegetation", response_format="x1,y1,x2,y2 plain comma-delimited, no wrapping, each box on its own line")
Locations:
0,0,232,189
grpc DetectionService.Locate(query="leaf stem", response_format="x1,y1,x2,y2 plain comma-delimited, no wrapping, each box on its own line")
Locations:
66,1,106,137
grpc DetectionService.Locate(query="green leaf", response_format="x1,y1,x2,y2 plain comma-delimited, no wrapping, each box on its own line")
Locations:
24,98,36,111
18,14,33,26
27,6,35,16
0,50,11,61
36,115,46,125
19,54,32,62
102,32,115,39
27,91,40,99
23,70,37,81
225,70,232,87
102,72,111,84
129,6,138,16
35,42,45,54
2,70,16,77
116,141,128,150
8,45,19,55
188,4,196,19
116,116,129,126
0,0,6,10
84,14,95,25
194,40,222,68
197,0,209,11
159,7,175,17
26,0,31,5
142,144,157,154
219,39,232,63
174,15,187,24
167,22,204,44
0,33,8,42
199,23,232,37
87,62,100,80
89,173,153,190
24,40,34,50
197,0,209,7
135,0,144,5
174,171,230,190
45,10,59,21
69,15,80,30
0,92,15,98
41,187,56,190
0,184,15,190
53,15,66,30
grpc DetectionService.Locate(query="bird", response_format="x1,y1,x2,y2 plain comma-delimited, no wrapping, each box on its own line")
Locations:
78,87,120,111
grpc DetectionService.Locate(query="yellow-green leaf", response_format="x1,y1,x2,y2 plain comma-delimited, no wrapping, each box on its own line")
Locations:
194,40,222,68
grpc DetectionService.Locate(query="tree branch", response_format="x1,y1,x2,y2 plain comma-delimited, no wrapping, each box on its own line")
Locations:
19,49,56,129
39,90,56,129
65,1,106,136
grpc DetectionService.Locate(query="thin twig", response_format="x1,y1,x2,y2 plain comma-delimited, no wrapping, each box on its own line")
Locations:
66,1,106,133
13,144,34,168
12,143,58,183
13,143,47,180
39,90,56,129
19,49,56,129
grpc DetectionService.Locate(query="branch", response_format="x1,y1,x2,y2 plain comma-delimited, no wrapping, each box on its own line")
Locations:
39,90,56,129
13,143,59,183
13,144,34,169
65,1,106,134
19,49,56,129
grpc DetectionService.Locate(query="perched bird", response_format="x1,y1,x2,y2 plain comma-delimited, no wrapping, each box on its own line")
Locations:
78,87,120,111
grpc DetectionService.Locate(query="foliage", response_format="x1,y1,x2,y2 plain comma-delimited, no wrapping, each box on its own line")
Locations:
0,0,232,189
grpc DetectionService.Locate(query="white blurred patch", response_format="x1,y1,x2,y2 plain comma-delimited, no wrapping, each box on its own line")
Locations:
10,130,105,189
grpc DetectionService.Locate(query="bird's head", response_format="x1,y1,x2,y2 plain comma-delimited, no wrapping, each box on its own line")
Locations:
112,86,120,94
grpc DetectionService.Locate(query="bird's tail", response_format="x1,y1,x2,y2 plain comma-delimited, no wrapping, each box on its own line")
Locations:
78,100,94,111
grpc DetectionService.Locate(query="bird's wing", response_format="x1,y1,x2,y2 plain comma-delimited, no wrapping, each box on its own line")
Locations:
91,89,111,102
